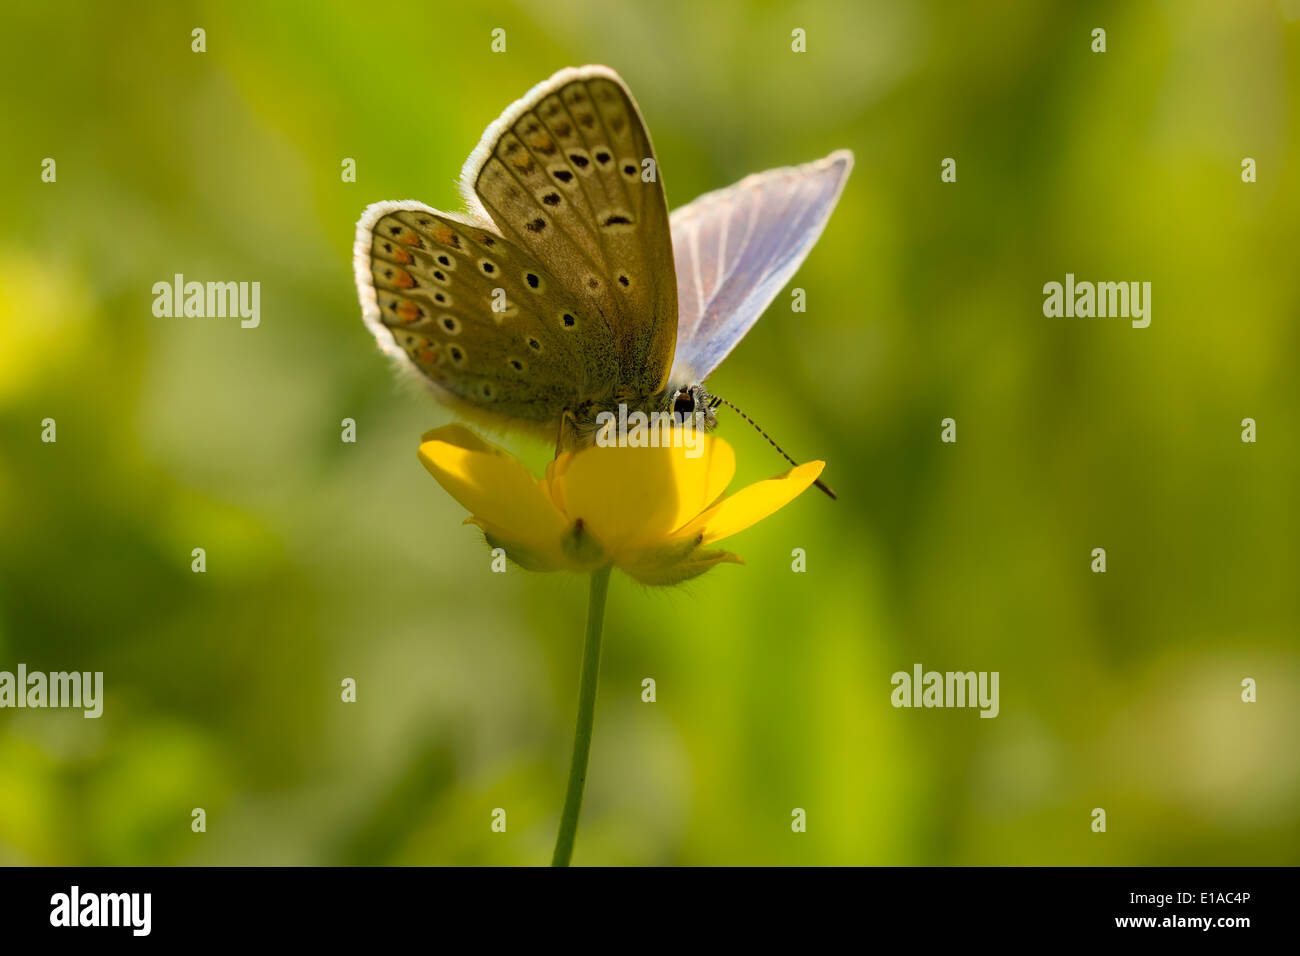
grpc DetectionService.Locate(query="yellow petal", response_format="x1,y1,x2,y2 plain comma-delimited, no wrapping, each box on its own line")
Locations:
419,423,506,457
675,461,825,546
697,434,736,512
559,432,737,553
418,426,568,552
470,518,567,572
542,451,575,514
546,449,576,481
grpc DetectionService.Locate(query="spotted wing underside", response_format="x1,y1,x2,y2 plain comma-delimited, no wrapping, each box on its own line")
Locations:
462,66,678,398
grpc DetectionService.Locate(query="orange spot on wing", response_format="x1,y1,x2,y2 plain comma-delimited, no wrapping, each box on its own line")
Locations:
392,248,413,264
396,301,421,322
394,270,415,289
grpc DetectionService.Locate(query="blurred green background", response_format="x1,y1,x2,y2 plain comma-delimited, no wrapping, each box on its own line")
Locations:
1,0,1297,866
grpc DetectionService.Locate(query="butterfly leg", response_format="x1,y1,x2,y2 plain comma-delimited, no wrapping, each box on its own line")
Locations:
555,409,581,458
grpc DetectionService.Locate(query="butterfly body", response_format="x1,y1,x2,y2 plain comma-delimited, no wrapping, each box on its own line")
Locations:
355,66,851,450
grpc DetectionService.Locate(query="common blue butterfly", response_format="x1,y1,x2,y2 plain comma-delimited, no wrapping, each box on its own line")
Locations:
354,65,851,487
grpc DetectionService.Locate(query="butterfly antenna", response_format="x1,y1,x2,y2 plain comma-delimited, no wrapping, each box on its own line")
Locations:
709,395,837,500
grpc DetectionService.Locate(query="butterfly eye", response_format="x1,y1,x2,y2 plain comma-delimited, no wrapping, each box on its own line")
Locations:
672,390,695,416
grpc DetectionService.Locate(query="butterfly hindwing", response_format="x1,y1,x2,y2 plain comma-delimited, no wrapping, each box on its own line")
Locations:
463,66,677,398
355,201,618,432
669,150,853,384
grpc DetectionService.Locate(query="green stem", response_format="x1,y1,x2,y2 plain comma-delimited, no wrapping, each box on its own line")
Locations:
551,564,612,867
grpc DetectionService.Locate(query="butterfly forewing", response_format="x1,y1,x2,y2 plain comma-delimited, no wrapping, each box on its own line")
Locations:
669,150,853,384
466,67,677,398
360,202,617,428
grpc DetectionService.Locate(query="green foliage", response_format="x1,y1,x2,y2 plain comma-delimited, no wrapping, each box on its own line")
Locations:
0,0,1296,864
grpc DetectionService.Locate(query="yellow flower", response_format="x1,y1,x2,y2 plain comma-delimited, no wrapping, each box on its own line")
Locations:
417,424,825,585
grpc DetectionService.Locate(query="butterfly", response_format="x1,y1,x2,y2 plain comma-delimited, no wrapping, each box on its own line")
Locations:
353,65,851,489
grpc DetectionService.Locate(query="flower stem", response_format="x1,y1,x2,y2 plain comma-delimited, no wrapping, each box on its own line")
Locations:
551,563,612,867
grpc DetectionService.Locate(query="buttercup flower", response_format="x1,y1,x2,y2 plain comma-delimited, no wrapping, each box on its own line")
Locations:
417,424,824,586
417,422,826,865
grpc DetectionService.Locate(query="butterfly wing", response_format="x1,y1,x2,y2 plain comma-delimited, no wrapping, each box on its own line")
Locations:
354,200,617,437
461,65,678,398
668,149,853,384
